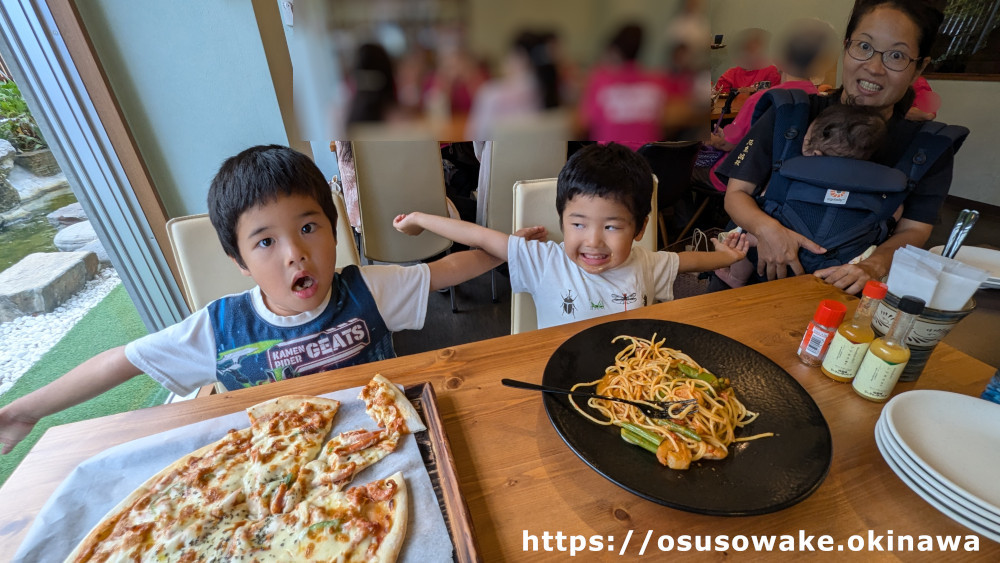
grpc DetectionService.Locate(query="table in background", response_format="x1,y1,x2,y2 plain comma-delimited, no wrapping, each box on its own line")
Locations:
711,91,749,123
1,276,996,561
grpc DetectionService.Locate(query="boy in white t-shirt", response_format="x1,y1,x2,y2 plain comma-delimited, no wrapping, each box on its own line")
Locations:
0,145,529,455
394,142,749,329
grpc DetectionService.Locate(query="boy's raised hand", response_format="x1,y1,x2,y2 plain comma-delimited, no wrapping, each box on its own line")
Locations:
514,225,547,242
0,407,38,455
711,231,750,264
393,213,424,236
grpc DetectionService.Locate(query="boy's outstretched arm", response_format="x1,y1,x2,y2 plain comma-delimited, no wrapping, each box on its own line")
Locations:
677,232,750,273
394,212,512,260
426,225,547,291
0,346,142,454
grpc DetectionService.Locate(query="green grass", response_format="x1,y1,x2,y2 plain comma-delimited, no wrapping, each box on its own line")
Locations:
0,284,169,486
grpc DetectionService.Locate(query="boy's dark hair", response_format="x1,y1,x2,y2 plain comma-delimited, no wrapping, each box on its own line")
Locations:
556,142,653,235
208,145,337,268
807,104,888,160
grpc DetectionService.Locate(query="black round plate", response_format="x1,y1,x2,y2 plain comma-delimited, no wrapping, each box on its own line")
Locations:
542,319,832,516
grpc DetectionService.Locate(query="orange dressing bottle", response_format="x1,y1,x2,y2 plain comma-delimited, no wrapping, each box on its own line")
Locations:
821,280,889,382
852,296,926,403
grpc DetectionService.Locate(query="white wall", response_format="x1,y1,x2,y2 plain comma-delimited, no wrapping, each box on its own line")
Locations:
76,1,289,217
709,0,999,208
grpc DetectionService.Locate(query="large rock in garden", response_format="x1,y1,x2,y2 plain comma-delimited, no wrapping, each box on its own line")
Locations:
0,251,98,322
0,139,18,213
47,201,87,228
15,148,59,176
53,219,97,251
79,238,111,266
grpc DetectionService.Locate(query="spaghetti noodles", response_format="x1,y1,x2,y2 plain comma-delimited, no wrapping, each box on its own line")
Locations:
569,334,771,470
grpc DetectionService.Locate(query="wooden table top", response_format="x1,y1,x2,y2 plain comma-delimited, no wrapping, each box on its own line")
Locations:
2,275,997,560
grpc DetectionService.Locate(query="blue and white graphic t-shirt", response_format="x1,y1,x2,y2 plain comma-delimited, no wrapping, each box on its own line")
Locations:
125,264,429,394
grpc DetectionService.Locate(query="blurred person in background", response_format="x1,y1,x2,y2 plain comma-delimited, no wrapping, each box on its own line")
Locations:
424,29,487,120
714,28,781,95
696,18,837,191
579,23,670,149
906,76,941,121
345,42,402,126
466,30,562,139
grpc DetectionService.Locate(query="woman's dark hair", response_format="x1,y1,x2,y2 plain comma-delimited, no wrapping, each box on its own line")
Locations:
347,42,397,124
556,143,653,235
513,31,561,109
208,145,337,268
610,23,644,62
844,0,944,59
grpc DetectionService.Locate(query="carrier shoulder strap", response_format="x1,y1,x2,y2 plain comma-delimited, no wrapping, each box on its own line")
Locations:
750,88,813,203
894,121,970,189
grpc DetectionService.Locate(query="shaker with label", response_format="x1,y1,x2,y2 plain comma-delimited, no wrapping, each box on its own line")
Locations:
821,280,889,382
797,300,847,367
852,296,926,402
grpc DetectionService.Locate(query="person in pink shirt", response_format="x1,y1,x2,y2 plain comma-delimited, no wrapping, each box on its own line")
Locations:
696,19,837,191
906,76,941,121
714,28,781,94
579,23,669,150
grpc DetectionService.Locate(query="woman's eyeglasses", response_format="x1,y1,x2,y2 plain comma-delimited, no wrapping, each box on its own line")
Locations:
845,39,919,72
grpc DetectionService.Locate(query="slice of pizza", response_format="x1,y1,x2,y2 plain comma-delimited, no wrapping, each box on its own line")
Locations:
227,472,408,562
294,428,401,497
242,395,341,519
360,374,426,434
66,427,255,562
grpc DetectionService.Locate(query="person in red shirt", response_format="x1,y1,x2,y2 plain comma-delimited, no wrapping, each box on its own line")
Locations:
906,76,941,121
714,28,781,94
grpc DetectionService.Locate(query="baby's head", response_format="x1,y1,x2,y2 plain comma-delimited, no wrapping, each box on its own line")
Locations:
555,143,652,274
802,104,887,159
208,145,339,315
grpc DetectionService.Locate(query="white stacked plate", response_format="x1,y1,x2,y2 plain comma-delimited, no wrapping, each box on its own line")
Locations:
875,390,1000,542
929,245,1000,289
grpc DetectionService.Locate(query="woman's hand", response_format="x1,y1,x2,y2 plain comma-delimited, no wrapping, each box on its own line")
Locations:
755,222,826,280
814,262,879,295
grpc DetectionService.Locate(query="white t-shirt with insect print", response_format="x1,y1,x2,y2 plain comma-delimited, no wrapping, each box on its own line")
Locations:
507,236,679,330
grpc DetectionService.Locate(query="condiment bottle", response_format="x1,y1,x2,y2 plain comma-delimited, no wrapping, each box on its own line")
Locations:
852,296,926,402
821,280,889,382
797,300,847,366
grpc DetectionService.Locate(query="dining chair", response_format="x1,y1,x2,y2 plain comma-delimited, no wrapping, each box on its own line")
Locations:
166,189,359,314
637,141,702,249
351,140,458,312
477,115,570,302
509,176,657,334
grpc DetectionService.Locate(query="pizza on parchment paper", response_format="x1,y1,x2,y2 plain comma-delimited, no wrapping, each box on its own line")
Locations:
65,375,421,562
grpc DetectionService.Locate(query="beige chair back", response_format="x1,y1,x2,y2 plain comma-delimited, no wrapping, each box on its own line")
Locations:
479,112,570,235
510,176,658,334
166,190,359,313
352,140,453,263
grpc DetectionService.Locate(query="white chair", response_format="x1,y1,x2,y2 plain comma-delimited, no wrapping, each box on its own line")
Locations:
510,176,658,334
166,189,358,313
351,140,458,311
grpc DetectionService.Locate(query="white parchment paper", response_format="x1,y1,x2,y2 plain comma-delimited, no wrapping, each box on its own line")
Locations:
14,385,454,562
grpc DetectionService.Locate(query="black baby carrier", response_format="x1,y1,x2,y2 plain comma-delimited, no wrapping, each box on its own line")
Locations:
749,89,968,273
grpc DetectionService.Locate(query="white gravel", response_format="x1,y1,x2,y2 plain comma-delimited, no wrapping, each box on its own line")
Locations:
0,268,122,398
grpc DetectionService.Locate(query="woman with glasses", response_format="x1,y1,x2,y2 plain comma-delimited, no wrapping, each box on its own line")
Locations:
714,0,956,295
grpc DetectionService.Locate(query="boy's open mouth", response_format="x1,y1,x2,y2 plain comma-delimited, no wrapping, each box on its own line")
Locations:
291,273,318,298
580,253,610,267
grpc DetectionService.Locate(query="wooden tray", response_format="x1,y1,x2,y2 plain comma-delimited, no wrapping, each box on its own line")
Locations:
405,382,480,563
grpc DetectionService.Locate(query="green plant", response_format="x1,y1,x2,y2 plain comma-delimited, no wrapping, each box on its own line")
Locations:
0,81,46,152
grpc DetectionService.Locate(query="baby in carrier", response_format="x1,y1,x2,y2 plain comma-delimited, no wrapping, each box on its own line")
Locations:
717,103,888,288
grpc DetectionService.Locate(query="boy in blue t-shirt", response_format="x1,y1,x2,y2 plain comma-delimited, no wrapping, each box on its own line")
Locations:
0,145,535,454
